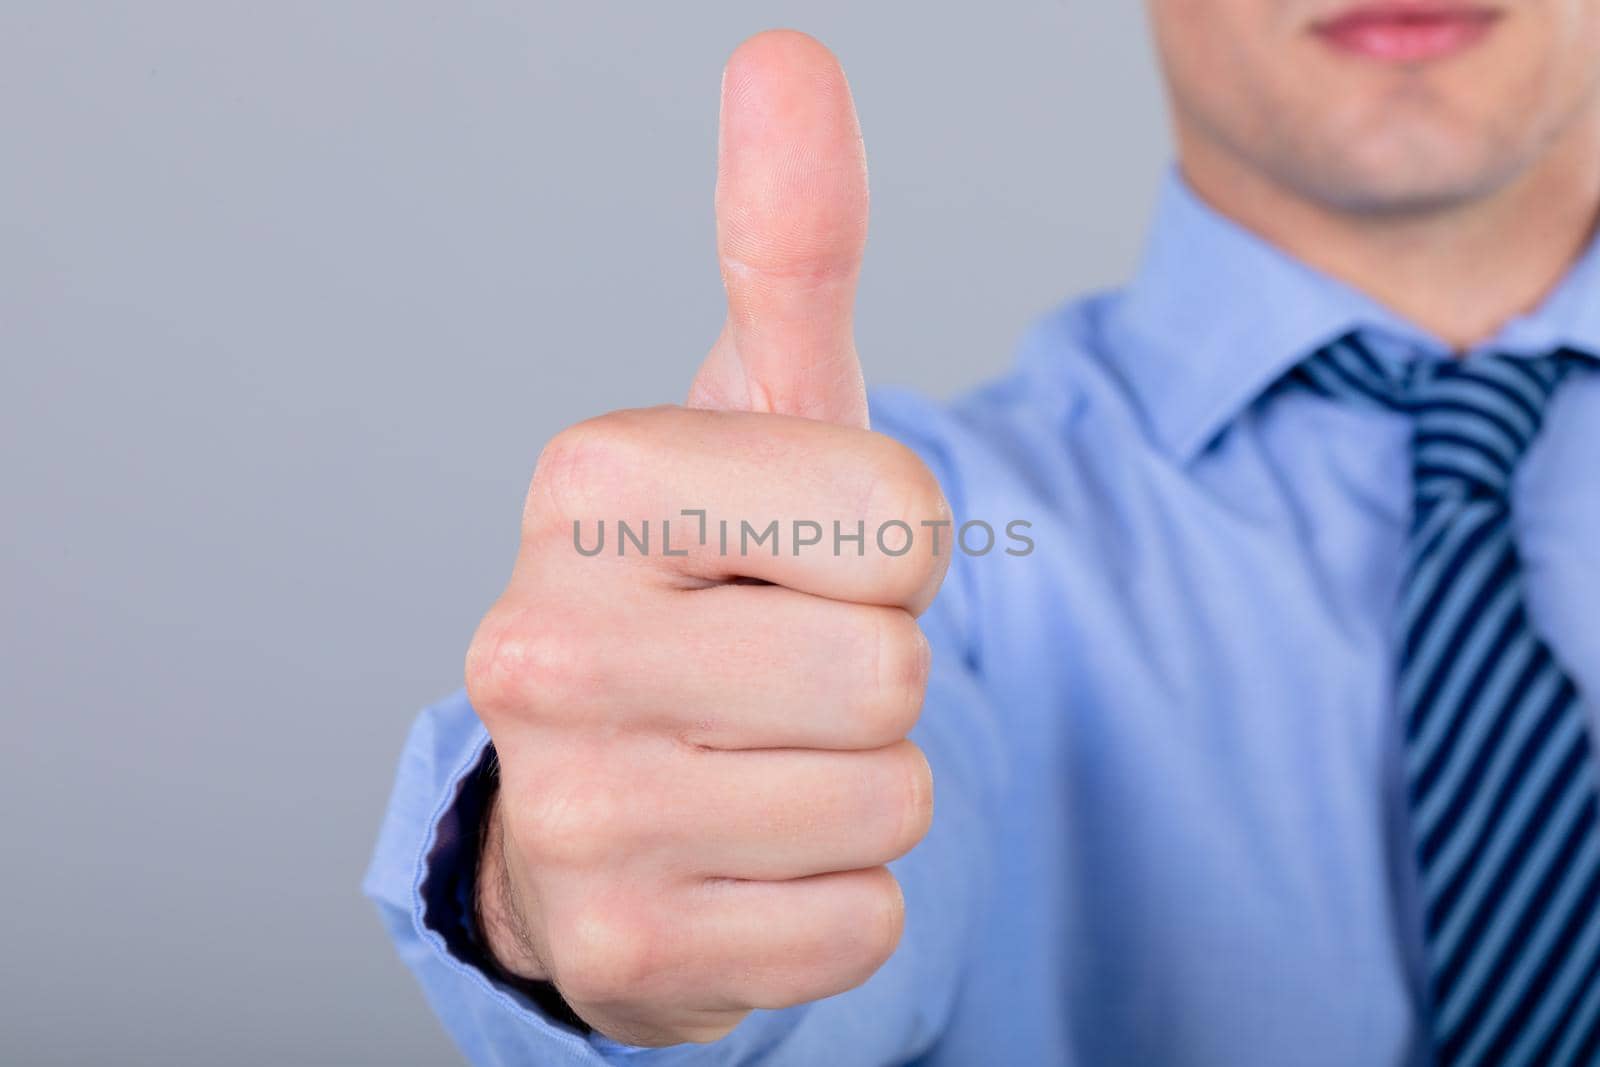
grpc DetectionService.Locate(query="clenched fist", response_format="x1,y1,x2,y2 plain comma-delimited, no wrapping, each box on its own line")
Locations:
465,31,951,1046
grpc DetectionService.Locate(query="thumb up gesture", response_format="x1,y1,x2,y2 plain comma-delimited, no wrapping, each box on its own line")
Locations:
467,31,951,1046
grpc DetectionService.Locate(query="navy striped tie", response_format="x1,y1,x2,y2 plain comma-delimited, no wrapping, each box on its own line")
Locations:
1292,333,1598,1065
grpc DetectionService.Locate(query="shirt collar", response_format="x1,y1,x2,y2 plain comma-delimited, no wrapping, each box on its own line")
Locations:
1102,167,1600,463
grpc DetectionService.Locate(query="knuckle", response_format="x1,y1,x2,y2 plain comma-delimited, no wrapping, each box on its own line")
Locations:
465,607,597,722
856,610,931,745
527,424,599,524
464,607,522,720
550,899,658,1006
521,774,628,870
526,410,653,528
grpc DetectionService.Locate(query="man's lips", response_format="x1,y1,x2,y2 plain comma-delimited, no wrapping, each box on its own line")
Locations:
1312,3,1503,63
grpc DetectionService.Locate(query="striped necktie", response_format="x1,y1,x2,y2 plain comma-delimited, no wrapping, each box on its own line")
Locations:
1290,333,1598,1065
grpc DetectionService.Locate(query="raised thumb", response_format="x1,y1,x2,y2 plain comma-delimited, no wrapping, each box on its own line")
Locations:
688,30,870,429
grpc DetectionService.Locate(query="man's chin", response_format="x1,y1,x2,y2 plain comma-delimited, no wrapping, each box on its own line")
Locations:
1312,175,1505,218
1280,137,1521,219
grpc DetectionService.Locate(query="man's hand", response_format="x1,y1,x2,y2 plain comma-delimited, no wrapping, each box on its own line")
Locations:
465,30,951,1046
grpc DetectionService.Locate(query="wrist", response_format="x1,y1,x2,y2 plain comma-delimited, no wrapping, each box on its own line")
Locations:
474,784,550,983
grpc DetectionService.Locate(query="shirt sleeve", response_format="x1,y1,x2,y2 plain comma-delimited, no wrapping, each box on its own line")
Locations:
362,396,1008,1067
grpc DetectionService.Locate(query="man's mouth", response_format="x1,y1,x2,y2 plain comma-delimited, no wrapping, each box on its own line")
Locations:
1311,2,1504,63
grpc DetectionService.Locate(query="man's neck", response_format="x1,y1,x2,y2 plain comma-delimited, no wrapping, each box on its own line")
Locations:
1177,119,1600,352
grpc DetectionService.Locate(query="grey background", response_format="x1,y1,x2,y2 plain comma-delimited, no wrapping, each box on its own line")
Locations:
0,3,1168,1064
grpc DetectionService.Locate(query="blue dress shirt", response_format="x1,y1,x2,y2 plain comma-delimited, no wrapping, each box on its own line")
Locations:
365,170,1600,1066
